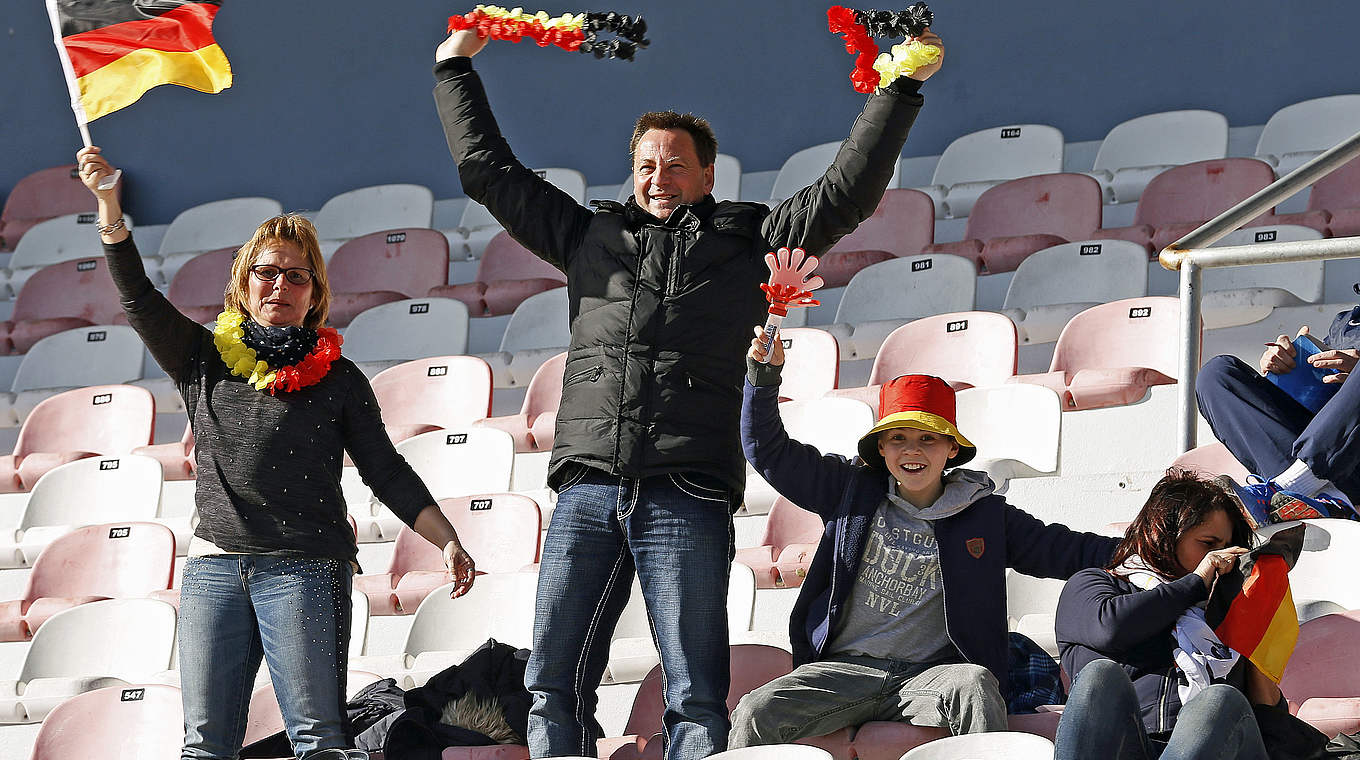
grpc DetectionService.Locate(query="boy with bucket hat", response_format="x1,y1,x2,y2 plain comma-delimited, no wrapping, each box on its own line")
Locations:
728,330,1120,748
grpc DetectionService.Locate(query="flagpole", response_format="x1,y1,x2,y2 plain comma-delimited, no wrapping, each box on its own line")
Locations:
44,0,119,189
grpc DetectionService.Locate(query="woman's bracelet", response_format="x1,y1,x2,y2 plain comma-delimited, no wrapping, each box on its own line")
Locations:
97,217,126,236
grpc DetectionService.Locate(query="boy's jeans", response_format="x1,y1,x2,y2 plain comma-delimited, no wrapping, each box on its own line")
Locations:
525,468,736,760
728,654,1008,747
178,555,352,760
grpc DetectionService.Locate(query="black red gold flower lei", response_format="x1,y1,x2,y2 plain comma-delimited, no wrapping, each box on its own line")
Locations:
213,311,343,395
827,4,938,94
447,6,650,60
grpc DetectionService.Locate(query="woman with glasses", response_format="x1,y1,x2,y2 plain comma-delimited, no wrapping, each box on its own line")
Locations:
1051,469,1328,760
77,146,476,760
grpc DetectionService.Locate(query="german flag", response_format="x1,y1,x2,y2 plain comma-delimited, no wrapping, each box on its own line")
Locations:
1206,524,1306,683
50,1,232,122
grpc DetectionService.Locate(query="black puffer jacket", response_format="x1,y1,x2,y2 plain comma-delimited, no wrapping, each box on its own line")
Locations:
433,58,924,492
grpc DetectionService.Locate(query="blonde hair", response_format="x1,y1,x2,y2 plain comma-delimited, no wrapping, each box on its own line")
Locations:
223,214,331,329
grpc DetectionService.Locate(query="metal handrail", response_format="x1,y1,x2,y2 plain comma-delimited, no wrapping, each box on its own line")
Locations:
1160,129,1360,453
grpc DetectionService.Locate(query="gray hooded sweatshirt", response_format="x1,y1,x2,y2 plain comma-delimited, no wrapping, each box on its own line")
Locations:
825,468,995,663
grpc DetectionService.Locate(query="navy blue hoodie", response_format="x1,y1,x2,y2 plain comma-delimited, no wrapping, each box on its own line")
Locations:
741,374,1118,697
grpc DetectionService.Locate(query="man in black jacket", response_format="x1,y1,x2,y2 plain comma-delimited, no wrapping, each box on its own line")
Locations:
432,26,943,760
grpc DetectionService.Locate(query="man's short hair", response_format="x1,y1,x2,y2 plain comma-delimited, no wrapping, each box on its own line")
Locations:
630,111,718,168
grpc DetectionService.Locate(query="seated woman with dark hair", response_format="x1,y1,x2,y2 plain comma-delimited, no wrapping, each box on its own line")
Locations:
1052,470,1328,760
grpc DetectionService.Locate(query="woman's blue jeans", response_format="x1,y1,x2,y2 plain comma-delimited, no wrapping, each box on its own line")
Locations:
178,555,353,760
1054,659,1268,760
524,468,736,760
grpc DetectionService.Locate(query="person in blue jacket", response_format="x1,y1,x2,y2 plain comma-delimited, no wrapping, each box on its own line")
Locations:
1197,309,1360,526
727,329,1119,748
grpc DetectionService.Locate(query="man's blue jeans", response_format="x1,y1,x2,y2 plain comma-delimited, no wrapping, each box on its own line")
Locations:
525,468,736,760
178,555,353,760
1054,659,1268,760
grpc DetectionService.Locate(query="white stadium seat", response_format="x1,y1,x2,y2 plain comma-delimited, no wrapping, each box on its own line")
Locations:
1256,518,1360,616
1002,240,1149,345
0,326,147,427
1090,110,1228,204
0,598,177,724
899,731,1055,759
350,573,538,687
1196,224,1326,329
1256,94,1360,178
768,142,901,203
478,286,569,387
343,297,470,375
314,183,434,258
0,454,163,568
153,196,281,284
0,212,132,299
743,396,875,515
826,255,976,361
920,124,1064,219
956,384,1061,485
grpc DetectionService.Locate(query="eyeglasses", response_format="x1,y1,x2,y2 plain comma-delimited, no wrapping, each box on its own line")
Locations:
250,264,315,286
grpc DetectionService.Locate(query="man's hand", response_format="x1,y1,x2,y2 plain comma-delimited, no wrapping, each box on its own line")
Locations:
1311,347,1360,384
437,28,488,62
907,29,944,82
749,325,785,366
1259,328,1302,375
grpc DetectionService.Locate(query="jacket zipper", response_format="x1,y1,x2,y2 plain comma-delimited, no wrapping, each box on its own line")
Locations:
1157,667,1174,732
686,372,740,398
564,365,603,386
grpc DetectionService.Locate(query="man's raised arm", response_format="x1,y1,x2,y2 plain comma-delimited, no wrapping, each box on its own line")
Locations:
762,29,944,256
433,29,592,269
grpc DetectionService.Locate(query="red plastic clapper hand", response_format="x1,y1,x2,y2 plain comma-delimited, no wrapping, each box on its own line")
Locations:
757,247,824,363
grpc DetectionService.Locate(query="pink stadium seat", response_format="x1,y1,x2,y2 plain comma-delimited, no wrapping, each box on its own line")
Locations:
476,352,566,453
370,355,494,444
777,328,839,402
326,228,451,327
922,173,1103,274
1092,158,1278,254
1012,297,1189,410
598,644,855,760
0,164,118,253
1274,154,1360,237
734,496,824,589
0,521,174,641
1280,610,1360,735
818,189,936,286
1169,442,1250,485
870,311,1018,389
0,257,123,355
1281,609,1360,709
430,232,567,317
354,493,542,615
29,683,182,760
133,423,195,481
165,247,234,324
0,384,156,493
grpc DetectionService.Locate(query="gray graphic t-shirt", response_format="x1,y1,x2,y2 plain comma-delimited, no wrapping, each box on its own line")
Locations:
825,473,993,664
